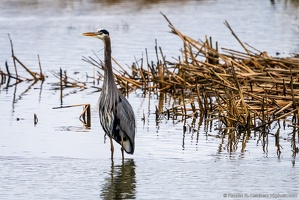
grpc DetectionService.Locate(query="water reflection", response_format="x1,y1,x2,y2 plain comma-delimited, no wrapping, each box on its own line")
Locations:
100,159,136,199
1,76,43,114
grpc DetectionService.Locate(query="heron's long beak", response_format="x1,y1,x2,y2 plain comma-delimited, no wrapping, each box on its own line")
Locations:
82,32,98,37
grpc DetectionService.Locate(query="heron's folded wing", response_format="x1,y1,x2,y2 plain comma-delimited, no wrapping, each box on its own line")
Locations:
116,94,136,145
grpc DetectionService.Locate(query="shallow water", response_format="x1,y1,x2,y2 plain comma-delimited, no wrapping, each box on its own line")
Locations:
0,0,299,199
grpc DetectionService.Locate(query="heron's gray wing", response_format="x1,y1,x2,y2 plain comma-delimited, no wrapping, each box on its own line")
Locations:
115,92,136,151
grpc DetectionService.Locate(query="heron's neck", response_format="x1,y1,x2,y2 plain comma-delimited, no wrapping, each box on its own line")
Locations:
103,37,116,90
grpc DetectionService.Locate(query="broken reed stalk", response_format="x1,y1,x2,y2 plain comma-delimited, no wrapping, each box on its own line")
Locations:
8,34,18,78
34,113,38,126
38,54,45,81
60,68,63,105
53,104,91,128
223,20,251,55
80,104,91,128
4,35,46,83
3,61,23,81
13,55,38,81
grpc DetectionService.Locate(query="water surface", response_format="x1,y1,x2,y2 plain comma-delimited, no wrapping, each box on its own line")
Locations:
0,0,299,199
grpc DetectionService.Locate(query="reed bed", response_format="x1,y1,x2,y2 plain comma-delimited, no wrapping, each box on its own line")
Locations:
84,14,299,138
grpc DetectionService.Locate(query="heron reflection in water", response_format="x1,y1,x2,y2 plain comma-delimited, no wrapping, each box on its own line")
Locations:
100,159,136,199
82,29,136,161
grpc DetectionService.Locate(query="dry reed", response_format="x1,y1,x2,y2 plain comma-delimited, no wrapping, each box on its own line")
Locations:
83,14,299,157
84,14,299,135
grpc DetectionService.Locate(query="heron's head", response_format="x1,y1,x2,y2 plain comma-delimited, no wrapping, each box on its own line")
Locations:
82,29,109,40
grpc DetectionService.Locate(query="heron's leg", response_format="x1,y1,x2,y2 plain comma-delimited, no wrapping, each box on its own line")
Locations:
121,137,124,162
110,136,114,160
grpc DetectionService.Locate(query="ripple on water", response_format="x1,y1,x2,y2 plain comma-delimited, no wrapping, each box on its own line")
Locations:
0,1,299,199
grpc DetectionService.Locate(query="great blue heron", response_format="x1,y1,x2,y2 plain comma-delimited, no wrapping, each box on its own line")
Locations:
82,29,136,161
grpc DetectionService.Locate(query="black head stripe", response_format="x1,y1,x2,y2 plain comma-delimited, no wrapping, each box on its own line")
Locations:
98,29,109,35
